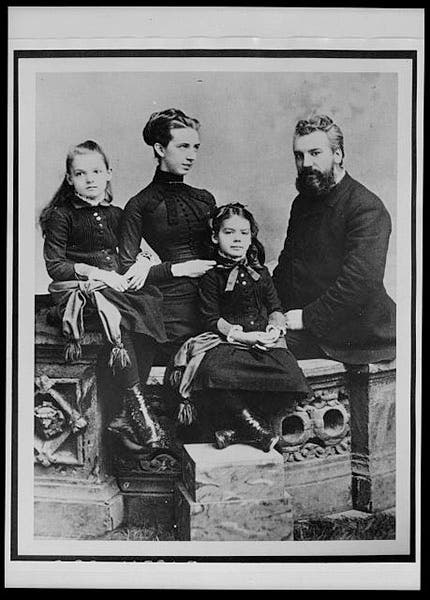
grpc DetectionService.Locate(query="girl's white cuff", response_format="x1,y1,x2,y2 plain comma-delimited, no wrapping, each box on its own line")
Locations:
226,324,244,344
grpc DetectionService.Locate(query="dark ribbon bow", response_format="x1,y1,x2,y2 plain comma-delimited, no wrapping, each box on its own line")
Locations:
216,255,261,291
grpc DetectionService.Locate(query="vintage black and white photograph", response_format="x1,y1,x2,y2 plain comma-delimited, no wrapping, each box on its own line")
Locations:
6,6,423,590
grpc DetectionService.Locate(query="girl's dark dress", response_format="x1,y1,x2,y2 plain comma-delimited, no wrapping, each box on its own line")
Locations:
119,168,216,346
43,193,167,344
192,259,310,396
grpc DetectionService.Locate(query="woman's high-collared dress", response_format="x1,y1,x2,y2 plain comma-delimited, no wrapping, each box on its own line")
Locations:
119,168,216,347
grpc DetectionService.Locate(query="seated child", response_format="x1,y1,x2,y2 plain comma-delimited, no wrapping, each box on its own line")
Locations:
172,203,311,452
40,140,168,450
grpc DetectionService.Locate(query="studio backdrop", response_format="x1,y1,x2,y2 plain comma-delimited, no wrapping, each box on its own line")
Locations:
34,70,397,297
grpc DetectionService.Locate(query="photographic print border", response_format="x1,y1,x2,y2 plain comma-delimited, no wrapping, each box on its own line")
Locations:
10,47,418,565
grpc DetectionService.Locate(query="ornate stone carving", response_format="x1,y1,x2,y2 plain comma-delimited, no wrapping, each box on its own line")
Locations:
138,452,181,474
113,449,181,475
34,401,67,439
35,375,88,433
34,374,88,467
274,387,351,462
284,438,351,462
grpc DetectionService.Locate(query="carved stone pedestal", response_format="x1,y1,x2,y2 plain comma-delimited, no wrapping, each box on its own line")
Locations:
275,359,352,518
34,477,124,539
346,360,396,512
113,445,181,531
175,443,293,541
34,306,124,539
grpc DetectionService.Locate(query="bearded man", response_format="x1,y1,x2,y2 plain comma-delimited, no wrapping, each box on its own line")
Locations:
272,114,396,364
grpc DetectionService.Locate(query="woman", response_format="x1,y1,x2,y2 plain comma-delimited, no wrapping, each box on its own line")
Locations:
116,109,217,440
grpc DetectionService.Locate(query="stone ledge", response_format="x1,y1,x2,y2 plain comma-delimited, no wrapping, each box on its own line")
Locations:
147,357,395,385
35,307,104,347
183,442,284,503
35,307,395,379
323,507,396,521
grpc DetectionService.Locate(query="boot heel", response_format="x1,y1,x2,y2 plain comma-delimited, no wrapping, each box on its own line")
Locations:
258,434,280,453
214,429,238,449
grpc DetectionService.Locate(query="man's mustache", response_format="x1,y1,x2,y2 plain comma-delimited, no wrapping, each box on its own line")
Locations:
298,167,321,178
295,166,335,197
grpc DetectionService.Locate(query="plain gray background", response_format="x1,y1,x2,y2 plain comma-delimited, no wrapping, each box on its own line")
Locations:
35,70,397,298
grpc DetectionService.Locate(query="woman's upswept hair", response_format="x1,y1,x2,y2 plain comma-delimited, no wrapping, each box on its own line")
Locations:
209,202,266,266
295,114,345,165
142,108,200,157
39,140,112,235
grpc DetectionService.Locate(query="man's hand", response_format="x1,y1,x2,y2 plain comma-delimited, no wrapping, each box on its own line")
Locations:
285,309,304,330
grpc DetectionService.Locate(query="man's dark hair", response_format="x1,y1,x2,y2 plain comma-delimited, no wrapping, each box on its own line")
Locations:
295,114,345,166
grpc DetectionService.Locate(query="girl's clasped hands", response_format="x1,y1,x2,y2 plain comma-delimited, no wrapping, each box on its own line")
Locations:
230,324,282,350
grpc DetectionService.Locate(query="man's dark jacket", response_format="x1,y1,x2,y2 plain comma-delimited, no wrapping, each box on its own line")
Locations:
272,172,396,364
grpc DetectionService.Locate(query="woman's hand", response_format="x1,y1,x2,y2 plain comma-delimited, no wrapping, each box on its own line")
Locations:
171,260,216,278
124,261,151,291
92,269,129,292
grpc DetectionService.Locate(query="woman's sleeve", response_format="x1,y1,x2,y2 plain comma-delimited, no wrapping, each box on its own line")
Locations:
118,197,145,271
199,270,225,333
119,196,174,284
43,210,77,281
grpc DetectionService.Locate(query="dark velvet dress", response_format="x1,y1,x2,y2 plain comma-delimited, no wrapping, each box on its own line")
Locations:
272,172,396,364
191,258,311,397
43,194,167,344
119,168,216,345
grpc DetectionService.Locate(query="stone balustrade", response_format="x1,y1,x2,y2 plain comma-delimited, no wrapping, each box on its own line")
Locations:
34,297,396,539
34,301,124,539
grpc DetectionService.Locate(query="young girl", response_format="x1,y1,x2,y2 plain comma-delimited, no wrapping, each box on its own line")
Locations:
172,203,311,452
40,140,168,451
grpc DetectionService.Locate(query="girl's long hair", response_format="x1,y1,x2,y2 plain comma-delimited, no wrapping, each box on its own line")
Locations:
209,202,266,266
39,140,112,236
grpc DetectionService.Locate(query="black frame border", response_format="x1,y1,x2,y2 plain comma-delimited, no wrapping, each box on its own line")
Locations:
10,48,418,564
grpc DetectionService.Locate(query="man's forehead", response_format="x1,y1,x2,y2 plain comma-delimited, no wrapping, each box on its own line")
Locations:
293,130,331,151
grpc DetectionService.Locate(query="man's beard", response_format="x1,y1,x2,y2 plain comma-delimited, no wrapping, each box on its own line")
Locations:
295,167,336,198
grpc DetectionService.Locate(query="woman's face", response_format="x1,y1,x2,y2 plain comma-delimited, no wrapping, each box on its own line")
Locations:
156,127,200,175
213,214,252,261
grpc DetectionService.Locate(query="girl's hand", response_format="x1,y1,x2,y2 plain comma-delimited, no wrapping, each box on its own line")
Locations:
171,260,216,278
264,325,281,345
94,270,129,292
124,261,151,291
234,331,273,346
